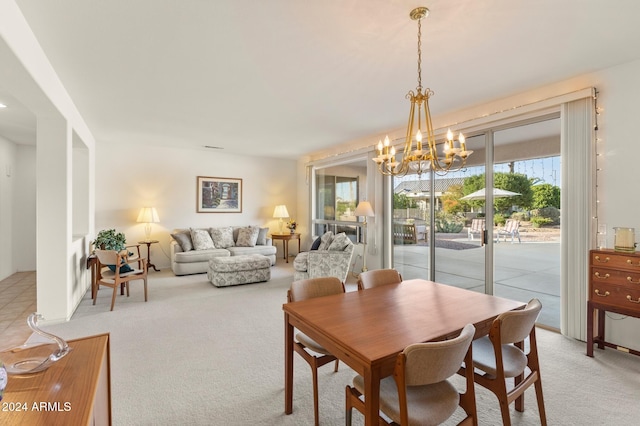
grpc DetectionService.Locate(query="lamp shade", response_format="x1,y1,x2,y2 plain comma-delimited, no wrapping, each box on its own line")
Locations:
137,207,160,223
273,205,290,219
354,201,374,217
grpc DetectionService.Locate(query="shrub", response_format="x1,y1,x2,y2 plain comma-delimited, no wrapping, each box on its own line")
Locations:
531,217,553,228
435,219,464,233
530,206,560,225
494,213,506,226
510,211,530,222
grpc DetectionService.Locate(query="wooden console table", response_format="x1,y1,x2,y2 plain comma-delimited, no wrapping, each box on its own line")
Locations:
2,333,111,425
271,233,300,263
587,249,640,357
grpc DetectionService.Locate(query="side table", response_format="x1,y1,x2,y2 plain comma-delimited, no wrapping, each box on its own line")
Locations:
139,240,160,271
271,233,301,263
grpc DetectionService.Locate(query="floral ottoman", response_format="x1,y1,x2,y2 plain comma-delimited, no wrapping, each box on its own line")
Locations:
207,254,271,287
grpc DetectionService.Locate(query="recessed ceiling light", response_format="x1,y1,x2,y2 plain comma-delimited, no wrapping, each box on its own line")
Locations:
204,145,223,150
0,103,7,108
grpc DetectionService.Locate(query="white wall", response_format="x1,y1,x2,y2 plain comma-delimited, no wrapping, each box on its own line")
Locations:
0,136,16,280
13,144,36,271
95,143,297,268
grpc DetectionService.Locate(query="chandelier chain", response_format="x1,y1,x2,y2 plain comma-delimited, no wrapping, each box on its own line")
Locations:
417,17,422,91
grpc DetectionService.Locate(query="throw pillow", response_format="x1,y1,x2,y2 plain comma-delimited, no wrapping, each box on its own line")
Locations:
236,226,259,247
310,236,322,250
328,232,351,251
210,227,235,249
107,262,134,274
170,231,193,251
190,228,215,250
318,231,334,250
256,227,269,246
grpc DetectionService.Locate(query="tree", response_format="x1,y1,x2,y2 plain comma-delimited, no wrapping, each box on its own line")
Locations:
461,172,534,214
393,193,417,209
531,183,561,209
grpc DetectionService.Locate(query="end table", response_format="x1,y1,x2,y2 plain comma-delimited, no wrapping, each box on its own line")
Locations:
138,240,160,271
271,233,301,263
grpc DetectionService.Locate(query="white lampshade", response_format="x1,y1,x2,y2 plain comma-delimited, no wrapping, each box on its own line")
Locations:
137,207,160,242
137,207,160,223
354,201,374,217
273,205,290,218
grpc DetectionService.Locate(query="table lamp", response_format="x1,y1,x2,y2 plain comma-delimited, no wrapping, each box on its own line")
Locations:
137,207,160,242
354,201,375,272
273,205,289,234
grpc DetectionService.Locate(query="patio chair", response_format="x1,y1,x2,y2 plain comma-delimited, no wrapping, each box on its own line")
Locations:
467,218,485,242
496,219,521,243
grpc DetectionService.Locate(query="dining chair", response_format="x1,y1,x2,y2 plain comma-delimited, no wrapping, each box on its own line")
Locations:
462,298,547,425
93,249,148,311
346,323,477,426
288,276,345,426
357,269,403,290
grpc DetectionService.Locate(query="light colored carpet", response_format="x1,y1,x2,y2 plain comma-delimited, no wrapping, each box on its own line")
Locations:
40,265,640,425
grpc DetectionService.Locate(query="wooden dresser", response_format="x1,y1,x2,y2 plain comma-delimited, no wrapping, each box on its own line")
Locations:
2,333,111,425
588,249,640,357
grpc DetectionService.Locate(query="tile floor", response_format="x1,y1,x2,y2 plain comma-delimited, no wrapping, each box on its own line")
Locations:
0,271,37,348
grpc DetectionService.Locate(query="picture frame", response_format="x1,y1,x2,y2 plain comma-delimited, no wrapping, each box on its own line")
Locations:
196,176,242,213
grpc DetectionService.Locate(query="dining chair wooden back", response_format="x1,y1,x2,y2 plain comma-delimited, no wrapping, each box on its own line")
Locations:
346,324,477,426
287,276,345,426
465,298,547,425
357,269,403,290
94,249,148,311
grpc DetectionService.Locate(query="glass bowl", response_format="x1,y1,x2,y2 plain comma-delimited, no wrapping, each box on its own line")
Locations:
0,313,71,375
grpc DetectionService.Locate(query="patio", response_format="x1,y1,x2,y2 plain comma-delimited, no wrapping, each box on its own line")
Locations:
393,226,561,329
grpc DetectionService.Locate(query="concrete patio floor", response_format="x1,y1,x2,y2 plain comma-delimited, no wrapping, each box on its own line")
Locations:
394,234,561,329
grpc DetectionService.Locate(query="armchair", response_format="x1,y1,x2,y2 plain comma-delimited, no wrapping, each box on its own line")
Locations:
293,232,354,283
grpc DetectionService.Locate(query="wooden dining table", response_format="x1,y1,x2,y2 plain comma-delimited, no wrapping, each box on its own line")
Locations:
283,279,526,426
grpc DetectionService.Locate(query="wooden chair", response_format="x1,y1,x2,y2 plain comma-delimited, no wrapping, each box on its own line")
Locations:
346,324,477,426
496,219,521,243
357,269,403,290
461,298,547,426
93,249,148,311
287,277,345,426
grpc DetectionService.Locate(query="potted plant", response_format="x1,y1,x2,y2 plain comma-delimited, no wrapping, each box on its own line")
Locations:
93,229,127,252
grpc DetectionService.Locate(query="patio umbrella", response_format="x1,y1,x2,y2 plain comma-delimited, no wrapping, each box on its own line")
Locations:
460,187,521,201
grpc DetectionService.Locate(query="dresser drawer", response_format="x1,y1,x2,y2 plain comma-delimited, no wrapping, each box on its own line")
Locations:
591,267,640,287
589,280,640,309
591,251,640,271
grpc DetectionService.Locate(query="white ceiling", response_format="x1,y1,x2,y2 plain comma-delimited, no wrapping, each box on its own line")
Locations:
2,0,640,159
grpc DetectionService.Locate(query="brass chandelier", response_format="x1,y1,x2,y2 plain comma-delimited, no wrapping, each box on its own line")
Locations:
373,7,473,177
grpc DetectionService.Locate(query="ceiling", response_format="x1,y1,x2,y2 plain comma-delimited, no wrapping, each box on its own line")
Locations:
2,0,640,160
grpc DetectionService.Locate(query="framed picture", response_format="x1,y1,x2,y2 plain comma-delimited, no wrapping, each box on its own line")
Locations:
197,176,242,213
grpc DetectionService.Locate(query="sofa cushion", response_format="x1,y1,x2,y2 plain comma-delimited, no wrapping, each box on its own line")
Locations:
171,231,193,251
236,226,259,247
256,227,269,245
174,248,230,263
227,245,277,258
293,251,309,272
211,227,235,248
191,228,215,250
318,231,334,250
328,232,351,251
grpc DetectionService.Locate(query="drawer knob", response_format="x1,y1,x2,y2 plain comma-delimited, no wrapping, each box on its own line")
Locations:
627,259,640,267
595,289,610,297
594,272,610,279
627,276,640,284
594,255,610,263
627,295,640,304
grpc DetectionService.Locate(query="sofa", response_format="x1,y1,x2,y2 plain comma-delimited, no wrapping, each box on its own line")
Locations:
292,231,354,283
170,226,277,275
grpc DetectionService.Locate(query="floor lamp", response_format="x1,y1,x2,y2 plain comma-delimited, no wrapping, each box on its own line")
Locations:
354,201,375,272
